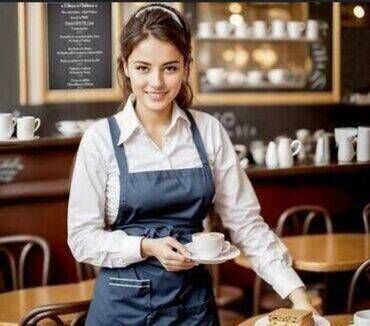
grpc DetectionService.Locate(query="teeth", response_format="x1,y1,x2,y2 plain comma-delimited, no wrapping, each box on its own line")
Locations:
147,92,166,100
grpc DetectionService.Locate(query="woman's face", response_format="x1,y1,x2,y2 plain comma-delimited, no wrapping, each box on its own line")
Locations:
123,35,187,113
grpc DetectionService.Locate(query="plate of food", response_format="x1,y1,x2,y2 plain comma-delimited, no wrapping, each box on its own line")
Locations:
254,308,330,326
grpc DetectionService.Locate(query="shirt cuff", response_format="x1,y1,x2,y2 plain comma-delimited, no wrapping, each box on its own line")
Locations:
109,234,146,267
266,261,305,299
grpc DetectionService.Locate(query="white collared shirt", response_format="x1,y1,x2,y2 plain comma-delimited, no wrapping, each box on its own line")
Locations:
68,94,304,298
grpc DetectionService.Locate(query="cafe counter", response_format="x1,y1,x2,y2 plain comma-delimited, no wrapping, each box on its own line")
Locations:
0,136,369,285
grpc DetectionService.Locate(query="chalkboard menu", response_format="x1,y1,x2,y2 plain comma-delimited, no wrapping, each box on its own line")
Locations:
47,3,112,90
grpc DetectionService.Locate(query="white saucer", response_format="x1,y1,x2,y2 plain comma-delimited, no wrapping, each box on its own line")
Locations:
0,136,39,143
184,241,240,265
255,315,330,326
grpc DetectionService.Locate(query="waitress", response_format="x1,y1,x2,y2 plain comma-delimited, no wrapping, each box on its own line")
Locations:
68,3,315,325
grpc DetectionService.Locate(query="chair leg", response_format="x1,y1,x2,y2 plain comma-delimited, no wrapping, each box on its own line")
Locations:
253,275,263,315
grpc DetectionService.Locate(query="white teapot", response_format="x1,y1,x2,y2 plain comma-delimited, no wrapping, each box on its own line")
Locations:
277,137,302,168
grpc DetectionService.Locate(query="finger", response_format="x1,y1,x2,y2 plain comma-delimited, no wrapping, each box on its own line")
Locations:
162,259,198,268
166,238,191,259
165,250,189,262
165,264,197,272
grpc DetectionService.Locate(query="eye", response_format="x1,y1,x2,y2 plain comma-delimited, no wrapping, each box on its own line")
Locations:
135,65,149,72
164,66,178,73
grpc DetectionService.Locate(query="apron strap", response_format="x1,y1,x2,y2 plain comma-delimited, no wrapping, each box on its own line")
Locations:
183,110,215,191
107,116,128,227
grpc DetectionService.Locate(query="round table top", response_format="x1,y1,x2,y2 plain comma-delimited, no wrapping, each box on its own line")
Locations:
238,314,353,326
235,233,370,272
0,279,95,325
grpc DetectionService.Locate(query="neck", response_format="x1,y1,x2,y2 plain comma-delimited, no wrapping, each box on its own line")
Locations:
135,101,172,131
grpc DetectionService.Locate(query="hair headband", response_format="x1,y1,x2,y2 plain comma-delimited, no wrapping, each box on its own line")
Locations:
135,5,184,29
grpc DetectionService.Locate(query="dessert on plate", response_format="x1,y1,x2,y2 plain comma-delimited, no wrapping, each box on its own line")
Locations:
267,308,314,326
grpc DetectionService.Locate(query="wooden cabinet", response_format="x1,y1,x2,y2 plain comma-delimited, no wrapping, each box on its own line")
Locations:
185,2,340,105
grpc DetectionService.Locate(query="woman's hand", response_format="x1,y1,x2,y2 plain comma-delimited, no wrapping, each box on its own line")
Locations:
141,237,198,272
289,287,319,314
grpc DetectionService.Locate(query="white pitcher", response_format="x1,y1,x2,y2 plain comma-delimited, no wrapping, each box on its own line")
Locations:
265,141,279,168
277,137,302,168
338,136,356,162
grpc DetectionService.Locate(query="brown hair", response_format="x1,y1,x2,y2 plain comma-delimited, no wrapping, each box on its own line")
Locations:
117,3,193,109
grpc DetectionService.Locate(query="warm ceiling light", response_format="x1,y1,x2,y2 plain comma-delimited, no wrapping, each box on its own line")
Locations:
229,14,244,26
229,3,242,14
223,49,235,62
353,5,365,19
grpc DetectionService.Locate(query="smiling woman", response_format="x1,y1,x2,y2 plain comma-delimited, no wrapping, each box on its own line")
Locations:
68,3,315,326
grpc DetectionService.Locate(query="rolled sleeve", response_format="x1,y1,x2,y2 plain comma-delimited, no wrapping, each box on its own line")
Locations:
212,121,304,299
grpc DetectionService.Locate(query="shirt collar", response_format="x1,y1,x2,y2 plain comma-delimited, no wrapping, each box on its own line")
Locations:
115,93,191,145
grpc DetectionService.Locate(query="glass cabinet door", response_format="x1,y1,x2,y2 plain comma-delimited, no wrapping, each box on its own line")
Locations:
185,2,340,105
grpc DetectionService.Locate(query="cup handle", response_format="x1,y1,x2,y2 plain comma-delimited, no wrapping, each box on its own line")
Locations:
291,140,302,156
299,22,306,31
223,241,231,252
34,118,41,132
12,118,17,127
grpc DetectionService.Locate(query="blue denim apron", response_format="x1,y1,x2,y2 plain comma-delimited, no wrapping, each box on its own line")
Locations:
86,110,220,325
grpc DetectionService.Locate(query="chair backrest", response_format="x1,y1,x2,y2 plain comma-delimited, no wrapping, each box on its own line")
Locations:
363,203,370,234
75,262,100,282
19,300,91,326
347,259,370,313
276,205,333,237
0,235,50,290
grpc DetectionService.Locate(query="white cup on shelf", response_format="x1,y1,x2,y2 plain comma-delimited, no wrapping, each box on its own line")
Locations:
252,20,267,38
270,20,287,38
287,21,305,39
356,126,370,162
198,22,213,38
16,116,41,140
306,19,320,40
215,20,233,37
0,113,16,140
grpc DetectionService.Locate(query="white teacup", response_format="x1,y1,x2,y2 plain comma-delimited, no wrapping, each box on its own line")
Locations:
55,120,81,136
16,116,41,140
0,113,16,140
334,127,358,146
287,21,305,39
253,21,267,38
354,310,370,326
234,23,249,38
198,22,213,38
267,69,289,85
205,68,226,86
270,20,287,38
215,20,233,37
356,126,370,162
247,70,263,85
306,19,319,40
192,232,229,259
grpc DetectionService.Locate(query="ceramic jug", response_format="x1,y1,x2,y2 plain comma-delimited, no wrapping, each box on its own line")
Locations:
265,141,279,168
277,137,302,168
338,136,355,162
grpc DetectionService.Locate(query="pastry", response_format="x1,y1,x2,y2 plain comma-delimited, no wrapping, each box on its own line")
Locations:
267,308,314,326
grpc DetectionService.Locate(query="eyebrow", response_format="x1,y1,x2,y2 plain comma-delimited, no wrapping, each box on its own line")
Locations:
133,60,180,65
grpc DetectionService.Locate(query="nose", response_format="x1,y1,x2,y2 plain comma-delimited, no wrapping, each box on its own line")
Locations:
150,70,165,89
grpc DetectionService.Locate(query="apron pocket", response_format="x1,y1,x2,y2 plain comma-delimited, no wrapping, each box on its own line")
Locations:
108,277,151,311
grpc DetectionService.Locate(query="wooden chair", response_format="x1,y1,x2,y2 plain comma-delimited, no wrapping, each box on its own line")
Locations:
0,235,50,291
253,205,332,314
362,203,370,233
347,259,370,313
19,300,91,326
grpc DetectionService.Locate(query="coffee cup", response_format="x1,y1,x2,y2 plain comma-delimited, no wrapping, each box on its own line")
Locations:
267,69,289,85
16,116,41,140
354,309,370,326
356,126,370,162
251,145,266,165
287,21,305,39
270,20,287,38
198,22,213,38
234,22,249,38
192,232,230,259
253,21,267,38
246,70,263,85
0,113,16,140
205,68,226,86
215,20,233,37
306,19,319,40
55,120,81,136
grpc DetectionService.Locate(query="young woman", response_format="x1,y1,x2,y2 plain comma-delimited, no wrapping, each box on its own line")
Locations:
68,3,316,325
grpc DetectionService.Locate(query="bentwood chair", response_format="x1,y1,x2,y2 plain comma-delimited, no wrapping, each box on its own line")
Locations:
362,203,370,233
0,235,50,291
347,259,370,313
253,205,332,314
75,262,100,282
19,300,91,326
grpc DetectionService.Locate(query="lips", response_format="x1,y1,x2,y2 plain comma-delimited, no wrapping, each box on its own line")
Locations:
145,91,168,101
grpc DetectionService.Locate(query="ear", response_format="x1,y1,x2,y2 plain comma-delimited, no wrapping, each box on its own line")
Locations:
123,60,130,78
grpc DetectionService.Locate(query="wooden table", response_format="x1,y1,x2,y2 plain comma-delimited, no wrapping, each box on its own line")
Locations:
238,314,353,326
0,279,95,325
235,234,370,272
